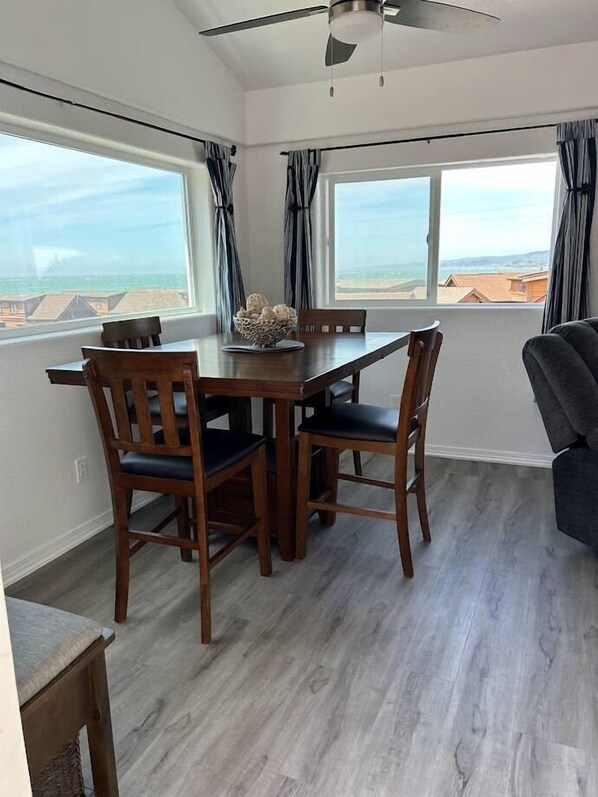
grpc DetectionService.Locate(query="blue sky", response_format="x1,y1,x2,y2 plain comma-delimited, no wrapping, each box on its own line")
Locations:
0,132,189,278
0,131,558,284
335,161,558,273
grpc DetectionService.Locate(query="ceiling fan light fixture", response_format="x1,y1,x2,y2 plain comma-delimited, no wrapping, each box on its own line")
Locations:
329,1,384,44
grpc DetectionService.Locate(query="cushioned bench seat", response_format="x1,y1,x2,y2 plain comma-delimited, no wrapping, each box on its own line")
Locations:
6,597,118,796
7,597,103,706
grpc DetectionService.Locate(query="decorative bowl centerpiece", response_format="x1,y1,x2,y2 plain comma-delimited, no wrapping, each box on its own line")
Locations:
233,294,297,348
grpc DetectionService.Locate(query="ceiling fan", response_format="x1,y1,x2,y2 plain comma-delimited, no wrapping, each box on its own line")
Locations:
199,0,500,67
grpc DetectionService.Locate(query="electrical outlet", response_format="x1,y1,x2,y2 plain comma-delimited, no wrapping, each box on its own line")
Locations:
74,455,88,484
389,394,401,409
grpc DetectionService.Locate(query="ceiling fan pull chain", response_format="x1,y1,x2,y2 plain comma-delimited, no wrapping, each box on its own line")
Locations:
330,40,335,98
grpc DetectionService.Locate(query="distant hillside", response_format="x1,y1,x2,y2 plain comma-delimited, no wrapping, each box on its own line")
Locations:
338,251,550,281
440,250,549,275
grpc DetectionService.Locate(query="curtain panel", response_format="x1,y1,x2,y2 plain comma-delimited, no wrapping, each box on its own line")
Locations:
543,119,597,332
205,142,245,332
284,149,321,309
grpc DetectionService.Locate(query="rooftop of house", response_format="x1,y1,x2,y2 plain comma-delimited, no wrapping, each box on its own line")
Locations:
443,273,529,303
27,293,97,322
334,286,485,303
0,294,46,303
517,271,550,283
112,289,188,314
76,291,127,299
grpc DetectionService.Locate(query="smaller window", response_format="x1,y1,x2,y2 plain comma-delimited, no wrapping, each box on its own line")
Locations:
324,156,558,306
9,303,17,314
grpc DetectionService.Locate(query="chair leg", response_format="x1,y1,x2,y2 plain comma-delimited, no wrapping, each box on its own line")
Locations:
87,652,120,797
196,500,212,644
125,490,133,519
352,451,363,476
175,497,192,562
296,433,312,560
319,447,339,527
394,487,414,578
415,480,431,544
252,446,272,577
414,435,432,543
113,490,130,623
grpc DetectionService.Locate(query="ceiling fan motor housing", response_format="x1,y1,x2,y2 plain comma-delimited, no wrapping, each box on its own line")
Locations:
329,0,384,44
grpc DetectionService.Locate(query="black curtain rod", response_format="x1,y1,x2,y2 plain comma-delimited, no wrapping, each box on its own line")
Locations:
0,76,237,156
279,122,557,156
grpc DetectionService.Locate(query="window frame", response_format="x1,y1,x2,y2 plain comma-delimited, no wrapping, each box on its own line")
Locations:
319,154,560,309
0,118,215,342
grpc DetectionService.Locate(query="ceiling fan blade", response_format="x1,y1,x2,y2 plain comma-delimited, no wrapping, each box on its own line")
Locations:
200,5,328,37
384,0,499,33
325,35,358,66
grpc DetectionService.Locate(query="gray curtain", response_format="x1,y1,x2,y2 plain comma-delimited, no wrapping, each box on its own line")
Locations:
284,149,321,309
205,142,245,332
543,119,597,332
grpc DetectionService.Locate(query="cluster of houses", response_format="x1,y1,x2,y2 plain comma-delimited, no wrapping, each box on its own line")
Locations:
336,270,549,303
0,271,548,329
0,289,189,329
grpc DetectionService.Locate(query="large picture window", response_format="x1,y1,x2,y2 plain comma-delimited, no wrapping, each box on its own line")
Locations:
0,129,198,335
324,157,559,305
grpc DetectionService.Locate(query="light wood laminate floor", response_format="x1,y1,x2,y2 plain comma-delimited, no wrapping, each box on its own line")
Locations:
8,456,598,797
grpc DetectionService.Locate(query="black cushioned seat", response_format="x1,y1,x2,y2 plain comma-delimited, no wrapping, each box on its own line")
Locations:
121,428,265,480
298,403,417,443
329,380,354,401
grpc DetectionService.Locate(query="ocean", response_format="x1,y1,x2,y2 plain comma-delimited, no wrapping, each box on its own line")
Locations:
0,274,187,296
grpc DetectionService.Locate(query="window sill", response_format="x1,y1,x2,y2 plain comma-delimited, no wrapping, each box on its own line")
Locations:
0,308,216,347
324,301,545,311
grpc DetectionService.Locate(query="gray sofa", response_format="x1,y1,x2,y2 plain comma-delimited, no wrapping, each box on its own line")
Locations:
523,317,598,550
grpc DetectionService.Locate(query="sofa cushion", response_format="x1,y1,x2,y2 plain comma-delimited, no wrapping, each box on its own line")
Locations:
6,598,103,706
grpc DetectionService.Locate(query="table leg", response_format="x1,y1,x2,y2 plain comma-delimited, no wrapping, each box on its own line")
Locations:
229,397,253,432
275,398,296,561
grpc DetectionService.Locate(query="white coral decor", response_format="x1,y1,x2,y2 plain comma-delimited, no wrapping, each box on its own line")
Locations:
234,296,297,347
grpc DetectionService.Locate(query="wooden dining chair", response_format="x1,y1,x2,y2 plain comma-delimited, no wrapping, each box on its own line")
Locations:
263,308,367,474
295,322,443,578
82,347,272,644
101,316,234,426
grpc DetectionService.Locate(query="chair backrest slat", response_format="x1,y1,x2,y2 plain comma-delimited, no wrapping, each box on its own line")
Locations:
155,378,180,447
298,309,366,335
101,316,162,350
82,347,205,483
397,322,443,452
110,379,134,444
131,378,156,445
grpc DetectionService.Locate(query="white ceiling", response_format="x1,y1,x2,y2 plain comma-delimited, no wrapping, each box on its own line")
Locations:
173,0,598,90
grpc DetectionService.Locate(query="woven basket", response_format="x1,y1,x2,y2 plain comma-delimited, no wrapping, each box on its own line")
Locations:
31,737,85,797
233,316,297,347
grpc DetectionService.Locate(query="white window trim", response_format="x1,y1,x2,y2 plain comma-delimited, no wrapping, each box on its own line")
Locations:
318,154,560,309
0,118,215,342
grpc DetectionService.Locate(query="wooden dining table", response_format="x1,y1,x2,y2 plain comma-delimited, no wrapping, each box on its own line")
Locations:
46,330,410,560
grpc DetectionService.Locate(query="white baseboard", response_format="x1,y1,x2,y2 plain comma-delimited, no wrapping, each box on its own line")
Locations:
2,494,158,588
425,444,553,469
2,446,552,587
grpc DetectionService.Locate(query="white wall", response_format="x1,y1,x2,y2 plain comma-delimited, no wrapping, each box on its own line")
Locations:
242,42,598,467
0,0,246,143
245,41,598,145
0,314,216,585
0,567,31,797
0,0,247,582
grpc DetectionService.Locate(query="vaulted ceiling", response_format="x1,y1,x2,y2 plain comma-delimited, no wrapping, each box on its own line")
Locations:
174,0,598,90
